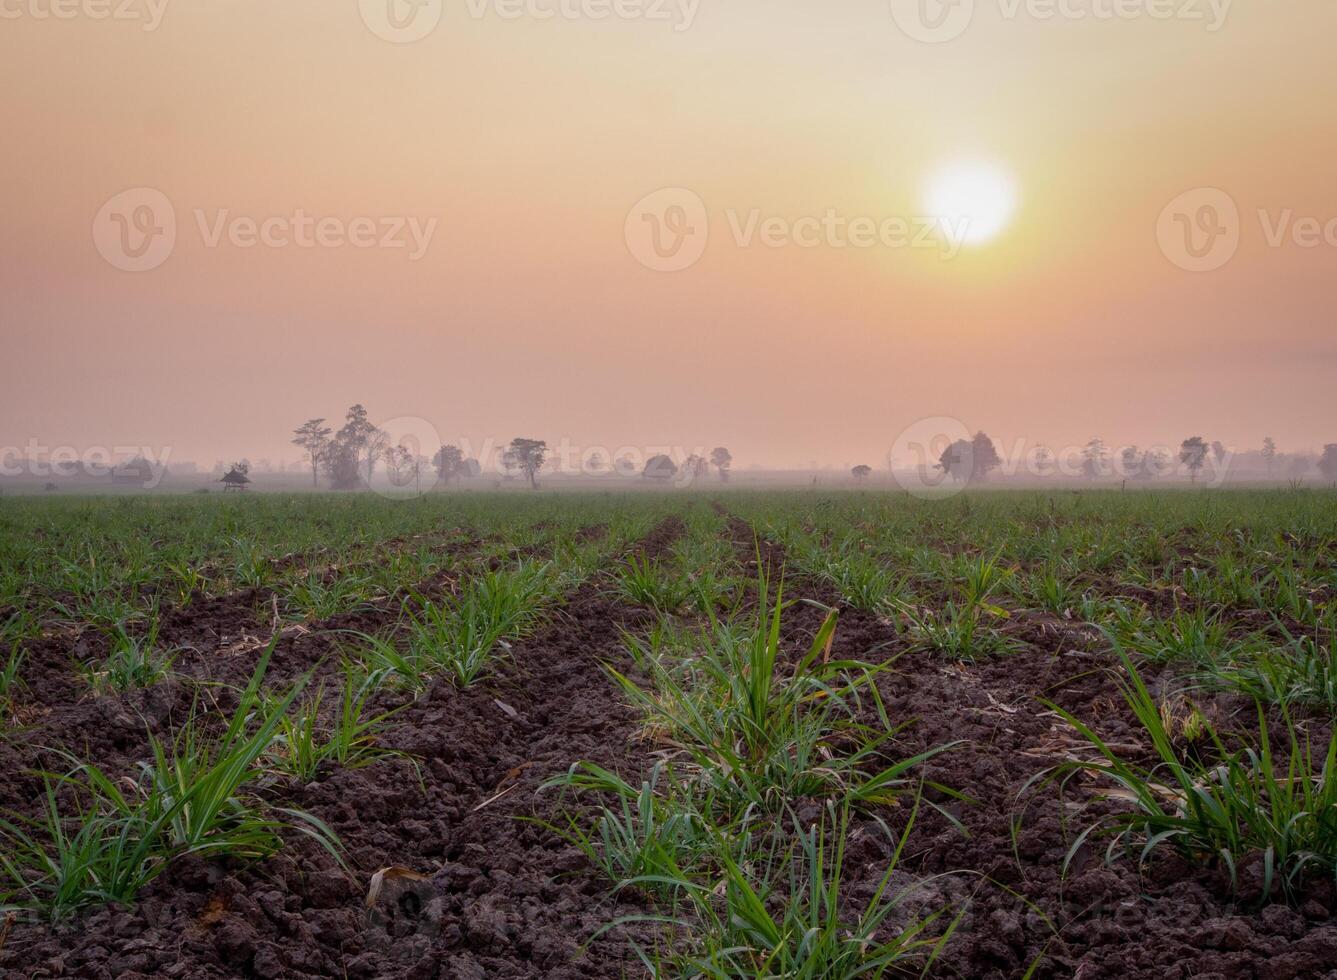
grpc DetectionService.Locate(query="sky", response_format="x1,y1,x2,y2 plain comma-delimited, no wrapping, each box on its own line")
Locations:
2,0,1335,470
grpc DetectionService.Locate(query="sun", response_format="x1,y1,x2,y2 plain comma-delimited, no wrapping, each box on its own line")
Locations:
923,161,1018,247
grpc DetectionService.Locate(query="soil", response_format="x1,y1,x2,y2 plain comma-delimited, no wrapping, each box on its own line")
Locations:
1,509,1334,979
727,518,1337,980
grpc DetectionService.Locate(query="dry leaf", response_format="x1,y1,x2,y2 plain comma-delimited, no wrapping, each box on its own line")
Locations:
366,866,432,908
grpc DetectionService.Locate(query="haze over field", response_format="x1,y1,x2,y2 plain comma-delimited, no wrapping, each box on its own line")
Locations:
3,1,1336,468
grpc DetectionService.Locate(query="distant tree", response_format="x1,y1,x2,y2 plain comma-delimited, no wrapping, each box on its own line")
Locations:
972,432,1002,480
937,440,972,483
1287,455,1312,481
940,432,1000,484
1146,448,1173,479
383,444,418,489
322,439,362,490
1319,445,1337,485
644,454,678,482
614,454,637,476
364,428,390,484
1082,438,1108,479
1211,440,1227,464
1261,436,1277,475
291,419,332,488
684,454,710,483
460,458,481,478
433,445,464,483
851,464,872,483
710,447,733,483
507,438,547,490
324,405,378,489
1032,445,1053,475
1120,445,1144,480
1179,436,1209,482
585,451,605,474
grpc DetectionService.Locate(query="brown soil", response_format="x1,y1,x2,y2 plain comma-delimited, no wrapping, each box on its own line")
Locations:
725,517,1337,980
2,510,1334,979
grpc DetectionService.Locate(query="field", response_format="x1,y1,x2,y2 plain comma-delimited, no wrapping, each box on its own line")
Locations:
0,489,1334,979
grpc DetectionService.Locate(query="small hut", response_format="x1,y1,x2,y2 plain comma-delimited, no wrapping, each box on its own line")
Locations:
642,454,678,482
219,467,251,492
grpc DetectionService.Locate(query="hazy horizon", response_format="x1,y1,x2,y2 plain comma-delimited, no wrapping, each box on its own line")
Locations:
4,2,1336,471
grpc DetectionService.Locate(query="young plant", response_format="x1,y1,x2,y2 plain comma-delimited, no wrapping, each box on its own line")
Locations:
82,620,178,693
403,562,550,686
614,555,695,615
0,631,26,717
649,804,961,979
0,640,342,920
0,783,164,921
266,664,410,780
346,631,430,694
281,570,378,622
1044,648,1337,903
612,571,957,815
542,761,714,902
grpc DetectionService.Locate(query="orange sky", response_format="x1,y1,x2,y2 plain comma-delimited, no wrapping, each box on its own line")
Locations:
3,0,1335,468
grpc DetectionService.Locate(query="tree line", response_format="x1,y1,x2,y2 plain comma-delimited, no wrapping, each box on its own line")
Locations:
291,407,734,490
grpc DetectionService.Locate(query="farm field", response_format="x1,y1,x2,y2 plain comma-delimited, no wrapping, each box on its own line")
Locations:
0,489,1334,979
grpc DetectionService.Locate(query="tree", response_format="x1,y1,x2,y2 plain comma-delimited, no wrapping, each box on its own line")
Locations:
1120,445,1143,480
710,447,733,483
1179,436,1208,483
507,438,547,490
585,451,605,474
851,464,872,483
383,444,418,489
940,432,1000,485
971,432,1001,480
322,438,362,490
1262,437,1277,475
433,445,464,483
1319,445,1337,485
643,454,678,482
364,428,390,484
1146,448,1173,479
937,439,972,483
1032,445,1053,475
684,454,709,483
291,419,332,488
324,405,379,489
1211,440,1227,464
1082,438,1107,480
